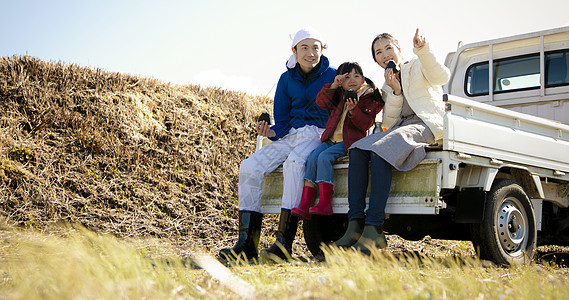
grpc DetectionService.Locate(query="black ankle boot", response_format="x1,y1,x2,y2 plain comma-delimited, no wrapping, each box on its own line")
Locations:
260,208,299,261
219,210,263,260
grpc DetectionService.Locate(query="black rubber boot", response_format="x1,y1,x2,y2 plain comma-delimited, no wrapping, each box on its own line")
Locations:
334,218,365,248
353,225,388,255
260,208,299,261
219,210,263,260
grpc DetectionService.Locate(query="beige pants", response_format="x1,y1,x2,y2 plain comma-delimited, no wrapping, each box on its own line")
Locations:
238,125,324,212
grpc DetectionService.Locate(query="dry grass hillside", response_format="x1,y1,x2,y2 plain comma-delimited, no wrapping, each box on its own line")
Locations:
0,55,274,254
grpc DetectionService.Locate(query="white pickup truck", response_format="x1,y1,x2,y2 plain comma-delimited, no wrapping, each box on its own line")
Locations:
258,26,569,265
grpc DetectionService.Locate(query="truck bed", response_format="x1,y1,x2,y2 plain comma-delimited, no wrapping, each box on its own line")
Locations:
443,94,569,174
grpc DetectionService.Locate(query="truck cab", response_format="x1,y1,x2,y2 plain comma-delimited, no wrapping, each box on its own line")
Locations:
444,26,569,124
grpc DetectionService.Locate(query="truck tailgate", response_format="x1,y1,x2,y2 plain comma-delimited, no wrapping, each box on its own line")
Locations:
260,156,443,215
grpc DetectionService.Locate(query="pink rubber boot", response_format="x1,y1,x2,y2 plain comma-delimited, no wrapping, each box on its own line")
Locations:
309,182,333,215
291,185,316,219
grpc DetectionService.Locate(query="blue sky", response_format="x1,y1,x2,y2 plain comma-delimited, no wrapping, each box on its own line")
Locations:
2,0,568,97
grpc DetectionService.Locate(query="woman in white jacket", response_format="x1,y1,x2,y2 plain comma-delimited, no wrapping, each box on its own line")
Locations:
334,29,451,253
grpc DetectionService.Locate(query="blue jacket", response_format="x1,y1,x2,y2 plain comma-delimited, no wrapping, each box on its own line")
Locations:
270,55,337,140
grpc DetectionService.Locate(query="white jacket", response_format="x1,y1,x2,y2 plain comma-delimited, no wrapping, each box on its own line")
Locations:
381,42,450,141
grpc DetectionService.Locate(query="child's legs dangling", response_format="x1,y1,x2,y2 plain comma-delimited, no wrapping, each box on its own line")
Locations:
303,141,333,186
309,142,345,215
292,141,331,219
315,141,346,185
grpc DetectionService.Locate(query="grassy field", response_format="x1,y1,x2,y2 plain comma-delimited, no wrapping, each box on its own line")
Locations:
1,227,568,299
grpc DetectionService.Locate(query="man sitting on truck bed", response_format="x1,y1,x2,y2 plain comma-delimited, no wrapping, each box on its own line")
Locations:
219,27,337,261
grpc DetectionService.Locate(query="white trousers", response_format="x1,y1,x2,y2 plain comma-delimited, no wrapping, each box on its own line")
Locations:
239,125,324,212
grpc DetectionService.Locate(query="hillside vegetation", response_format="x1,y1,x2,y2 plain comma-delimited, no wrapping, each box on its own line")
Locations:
0,55,272,253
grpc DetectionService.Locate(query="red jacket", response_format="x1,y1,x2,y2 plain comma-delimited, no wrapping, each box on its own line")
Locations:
316,83,384,151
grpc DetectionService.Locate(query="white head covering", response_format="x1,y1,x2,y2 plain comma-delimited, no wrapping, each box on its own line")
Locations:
286,27,327,69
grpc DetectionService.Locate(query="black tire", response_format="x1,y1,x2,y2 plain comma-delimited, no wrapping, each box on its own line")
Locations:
476,179,537,266
303,214,348,256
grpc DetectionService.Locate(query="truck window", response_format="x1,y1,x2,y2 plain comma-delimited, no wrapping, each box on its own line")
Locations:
465,63,489,96
465,49,569,96
546,50,569,87
495,55,540,92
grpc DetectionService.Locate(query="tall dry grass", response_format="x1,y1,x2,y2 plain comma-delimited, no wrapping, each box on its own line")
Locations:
0,55,277,255
1,227,568,299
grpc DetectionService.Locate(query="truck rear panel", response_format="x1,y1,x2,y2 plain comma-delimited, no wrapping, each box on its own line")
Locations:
260,155,444,215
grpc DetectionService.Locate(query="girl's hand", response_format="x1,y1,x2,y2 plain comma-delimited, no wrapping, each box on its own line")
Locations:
346,98,358,114
257,121,275,138
330,73,347,89
413,28,426,49
384,68,402,95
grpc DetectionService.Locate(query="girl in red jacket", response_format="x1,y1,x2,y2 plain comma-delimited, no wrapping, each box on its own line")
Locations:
292,62,384,219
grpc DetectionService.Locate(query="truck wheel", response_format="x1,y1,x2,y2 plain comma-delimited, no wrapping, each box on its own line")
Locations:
303,214,348,256
476,179,537,265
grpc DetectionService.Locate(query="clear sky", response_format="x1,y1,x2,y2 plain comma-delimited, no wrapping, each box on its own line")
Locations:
2,0,568,98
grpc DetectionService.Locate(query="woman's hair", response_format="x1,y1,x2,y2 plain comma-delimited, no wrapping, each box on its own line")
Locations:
331,62,382,105
370,33,400,63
